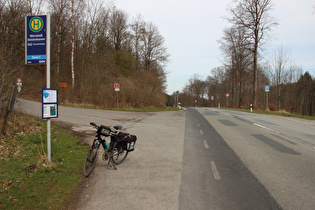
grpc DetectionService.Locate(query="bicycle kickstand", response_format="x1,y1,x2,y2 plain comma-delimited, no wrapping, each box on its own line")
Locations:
107,159,117,170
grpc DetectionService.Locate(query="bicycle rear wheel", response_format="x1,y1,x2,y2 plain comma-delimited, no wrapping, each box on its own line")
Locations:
111,141,128,165
84,144,99,177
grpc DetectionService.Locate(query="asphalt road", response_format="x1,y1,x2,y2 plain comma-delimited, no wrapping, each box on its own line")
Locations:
17,99,315,209
196,107,315,209
179,108,280,209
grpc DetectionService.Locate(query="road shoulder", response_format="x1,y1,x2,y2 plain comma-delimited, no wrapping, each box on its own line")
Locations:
75,110,186,210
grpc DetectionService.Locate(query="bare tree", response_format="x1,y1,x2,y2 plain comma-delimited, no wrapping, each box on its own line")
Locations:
48,0,70,81
287,63,302,84
109,7,129,51
70,0,85,88
27,0,44,15
228,0,278,106
187,74,206,100
219,26,252,107
78,0,111,86
268,46,291,110
130,15,145,69
0,0,27,109
140,22,169,72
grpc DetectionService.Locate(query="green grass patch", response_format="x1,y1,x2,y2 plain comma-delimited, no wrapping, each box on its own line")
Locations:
0,113,88,209
222,107,315,120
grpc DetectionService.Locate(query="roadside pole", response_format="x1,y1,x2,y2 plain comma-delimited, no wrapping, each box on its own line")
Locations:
1,85,17,135
26,14,55,163
46,14,51,163
114,83,120,109
116,91,119,109
266,92,269,111
265,85,270,111
226,93,230,107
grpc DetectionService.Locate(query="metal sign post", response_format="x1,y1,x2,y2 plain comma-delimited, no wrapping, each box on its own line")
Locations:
226,93,230,107
46,14,51,163
26,14,53,163
176,91,179,107
265,85,270,111
211,94,214,107
114,83,120,109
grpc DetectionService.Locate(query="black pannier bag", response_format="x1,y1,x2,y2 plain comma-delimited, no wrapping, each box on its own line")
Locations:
125,135,137,152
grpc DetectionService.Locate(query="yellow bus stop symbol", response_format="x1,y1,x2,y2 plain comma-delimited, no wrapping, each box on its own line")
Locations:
29,17,44,33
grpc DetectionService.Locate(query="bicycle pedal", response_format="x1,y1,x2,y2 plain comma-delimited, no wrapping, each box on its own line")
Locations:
102,152,108,161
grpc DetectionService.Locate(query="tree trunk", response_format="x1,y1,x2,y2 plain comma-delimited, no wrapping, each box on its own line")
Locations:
71,0,75,88
253,40,258,106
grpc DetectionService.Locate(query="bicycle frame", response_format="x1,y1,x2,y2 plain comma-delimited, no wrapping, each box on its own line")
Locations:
84,122,130,177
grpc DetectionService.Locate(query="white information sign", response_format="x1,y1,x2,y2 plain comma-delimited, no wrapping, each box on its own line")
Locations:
43,89,58,103
42,88,58,119
42,104,58,118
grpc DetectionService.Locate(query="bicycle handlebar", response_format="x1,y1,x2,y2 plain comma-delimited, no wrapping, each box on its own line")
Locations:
90,122,97,128
90,122,123,137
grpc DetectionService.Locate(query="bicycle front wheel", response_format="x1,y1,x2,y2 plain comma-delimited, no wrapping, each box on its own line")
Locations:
84,145,99,177
111,141,128,165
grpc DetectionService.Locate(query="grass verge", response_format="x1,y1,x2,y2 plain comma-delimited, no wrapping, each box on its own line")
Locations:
222,107,315,120
0,112,87,209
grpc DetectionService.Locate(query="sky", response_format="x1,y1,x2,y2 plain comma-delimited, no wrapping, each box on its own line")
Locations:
114,0,315,95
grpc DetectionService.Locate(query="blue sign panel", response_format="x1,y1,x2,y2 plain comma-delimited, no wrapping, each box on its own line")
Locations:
26,15,47,64
265,85,270,92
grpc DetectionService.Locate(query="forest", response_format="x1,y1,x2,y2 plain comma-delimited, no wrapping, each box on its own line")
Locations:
175,0,315,116
1,0,314,116
0,0,169,110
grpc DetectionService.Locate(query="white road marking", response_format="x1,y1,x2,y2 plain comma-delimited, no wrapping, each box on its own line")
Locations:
200,130,204,135
203,140,209,149
253,123,279,133
197,123,200,127
210,161,221,180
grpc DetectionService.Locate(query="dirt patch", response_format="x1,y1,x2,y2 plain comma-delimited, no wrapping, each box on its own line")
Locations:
60,174,92,209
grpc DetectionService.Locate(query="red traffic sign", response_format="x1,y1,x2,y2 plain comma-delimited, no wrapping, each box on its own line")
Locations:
114,83,120,89
226,93,230,97
17,78,22,83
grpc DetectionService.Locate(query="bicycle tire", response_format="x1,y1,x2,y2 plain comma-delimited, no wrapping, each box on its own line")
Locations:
83,144,99,177
111,141,128,165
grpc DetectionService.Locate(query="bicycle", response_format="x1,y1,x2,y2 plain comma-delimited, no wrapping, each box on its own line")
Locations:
83,122,137,177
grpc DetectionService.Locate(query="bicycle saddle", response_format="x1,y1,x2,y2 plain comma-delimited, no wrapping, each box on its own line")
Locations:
113,125,122,130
